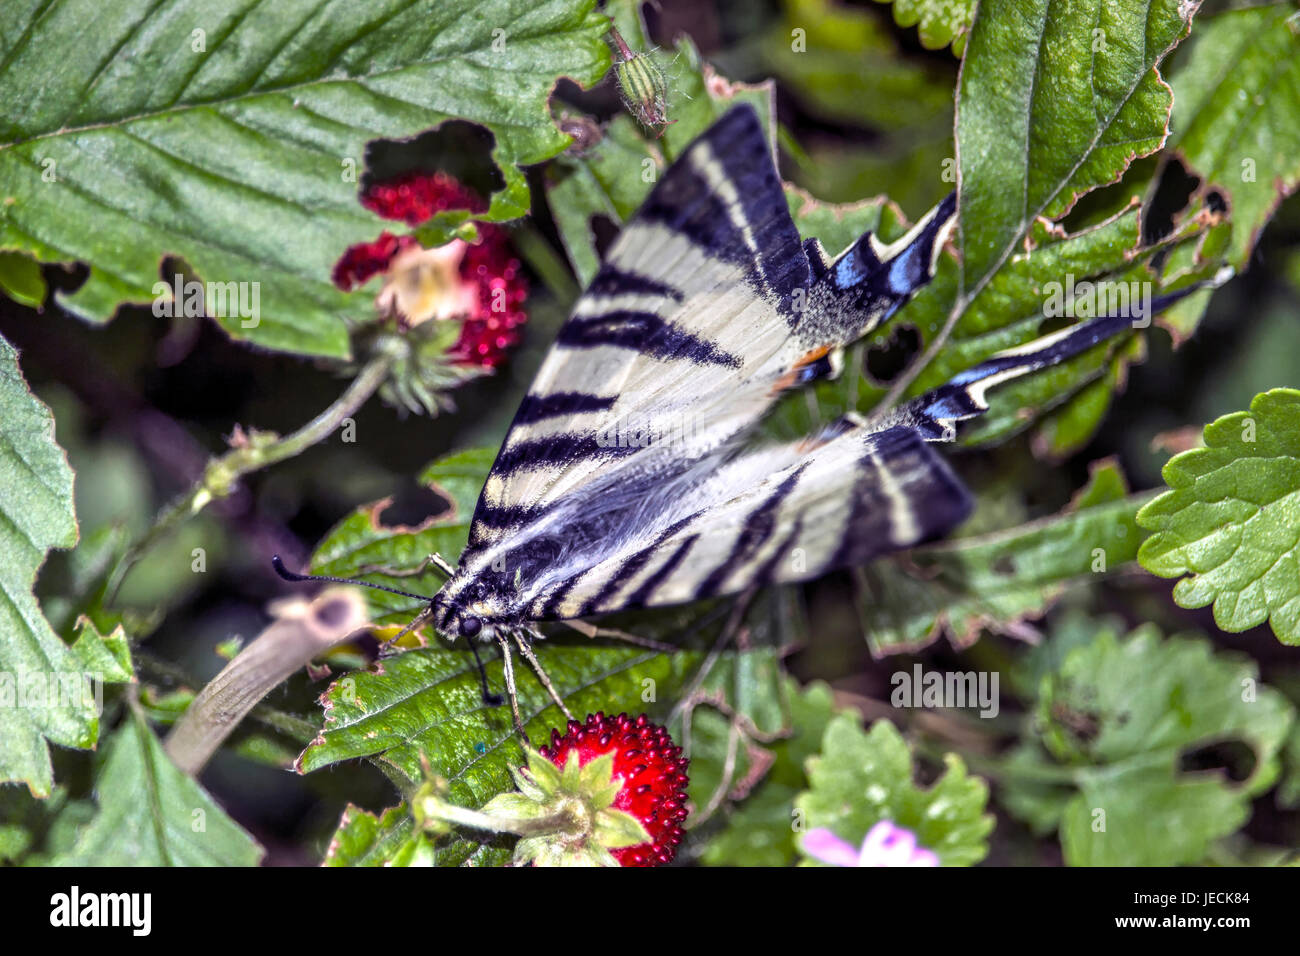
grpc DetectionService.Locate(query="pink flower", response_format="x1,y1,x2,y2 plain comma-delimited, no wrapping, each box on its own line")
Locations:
802,821,940,867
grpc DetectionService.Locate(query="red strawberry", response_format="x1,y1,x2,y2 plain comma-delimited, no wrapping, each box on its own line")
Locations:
539,712,690,867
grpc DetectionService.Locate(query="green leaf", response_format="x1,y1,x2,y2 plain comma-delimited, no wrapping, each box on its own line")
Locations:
0,335,96,797
322,804,417,867
1137,388,1300,645
0,250,46,308
857,460,1154,655
71,617,134,684
1020,626,1294,866
310,447,494,629
795,715,993,866
1164,3,1300,269
0,0,611,358
957,0,1192,294
873,0,976,54
53,706,263,866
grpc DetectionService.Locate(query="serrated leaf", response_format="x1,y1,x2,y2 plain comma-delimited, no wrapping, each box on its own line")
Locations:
70,616,134,684
53,707,263,866
1137,388,1300,644
1164,3,1300,269
1022,626,1294,866
795,715,993,866
323,804,415,867
310,447,495,630
0,0,611,358
958,0,1192,292
857,460,1154,655
0,335,97,797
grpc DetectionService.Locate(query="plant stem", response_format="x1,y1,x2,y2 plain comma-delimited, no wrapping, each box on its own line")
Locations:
105,349,396,602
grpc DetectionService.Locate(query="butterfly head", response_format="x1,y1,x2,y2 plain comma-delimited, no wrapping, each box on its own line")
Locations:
431,587,503,642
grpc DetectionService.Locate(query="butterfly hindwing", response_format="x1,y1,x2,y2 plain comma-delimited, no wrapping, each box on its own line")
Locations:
536,421,973,619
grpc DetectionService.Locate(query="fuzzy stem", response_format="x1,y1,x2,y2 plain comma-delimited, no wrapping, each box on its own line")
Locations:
419,795,584,837
105,348,396,602
604,24,633,61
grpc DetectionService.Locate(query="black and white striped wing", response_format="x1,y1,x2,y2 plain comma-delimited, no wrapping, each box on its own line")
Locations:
467,105,956,555
503,302,1189,620
537,421,972,618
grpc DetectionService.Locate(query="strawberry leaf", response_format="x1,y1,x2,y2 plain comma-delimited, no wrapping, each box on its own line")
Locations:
1011,626,1294,866
958,0,1192,293
1137,388,1300,645
0,336,96,797
1164,3,1300,270
795,715,993,866
0,0,611,358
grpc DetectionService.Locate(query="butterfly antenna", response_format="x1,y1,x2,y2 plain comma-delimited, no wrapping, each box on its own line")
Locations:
271,555,431,602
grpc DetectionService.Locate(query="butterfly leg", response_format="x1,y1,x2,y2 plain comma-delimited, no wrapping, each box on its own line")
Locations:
377,602,434,659
495,632,528,739
427,552,456,577
561,619,677,654
512,629,576,723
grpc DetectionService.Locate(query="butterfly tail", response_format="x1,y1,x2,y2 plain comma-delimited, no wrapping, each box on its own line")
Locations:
883,266,1234,441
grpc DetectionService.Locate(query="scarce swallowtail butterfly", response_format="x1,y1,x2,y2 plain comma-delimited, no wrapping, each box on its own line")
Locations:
277,104,1220,735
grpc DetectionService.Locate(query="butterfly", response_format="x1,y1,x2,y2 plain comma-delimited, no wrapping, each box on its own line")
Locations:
278,104,1215,734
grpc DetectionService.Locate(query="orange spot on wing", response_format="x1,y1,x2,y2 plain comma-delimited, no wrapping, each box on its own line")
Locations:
771,345,832,394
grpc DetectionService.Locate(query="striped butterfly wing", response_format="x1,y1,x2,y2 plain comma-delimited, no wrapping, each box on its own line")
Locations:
464,105,955,564
518,304,1180,619
534,422,972,619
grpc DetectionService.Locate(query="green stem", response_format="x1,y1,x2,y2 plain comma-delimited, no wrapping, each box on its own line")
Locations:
105,349,396,602
511,222,579,305
418,795,577,837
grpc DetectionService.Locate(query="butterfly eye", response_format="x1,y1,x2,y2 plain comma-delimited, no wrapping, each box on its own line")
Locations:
460,615,482,638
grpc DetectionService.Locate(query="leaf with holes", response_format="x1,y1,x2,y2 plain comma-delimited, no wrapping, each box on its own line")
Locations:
794,715,993,866
1014,626,1293,866
1138,388,1300,645
0,336,96,797
1164,3,1300,270
0,0,610,358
